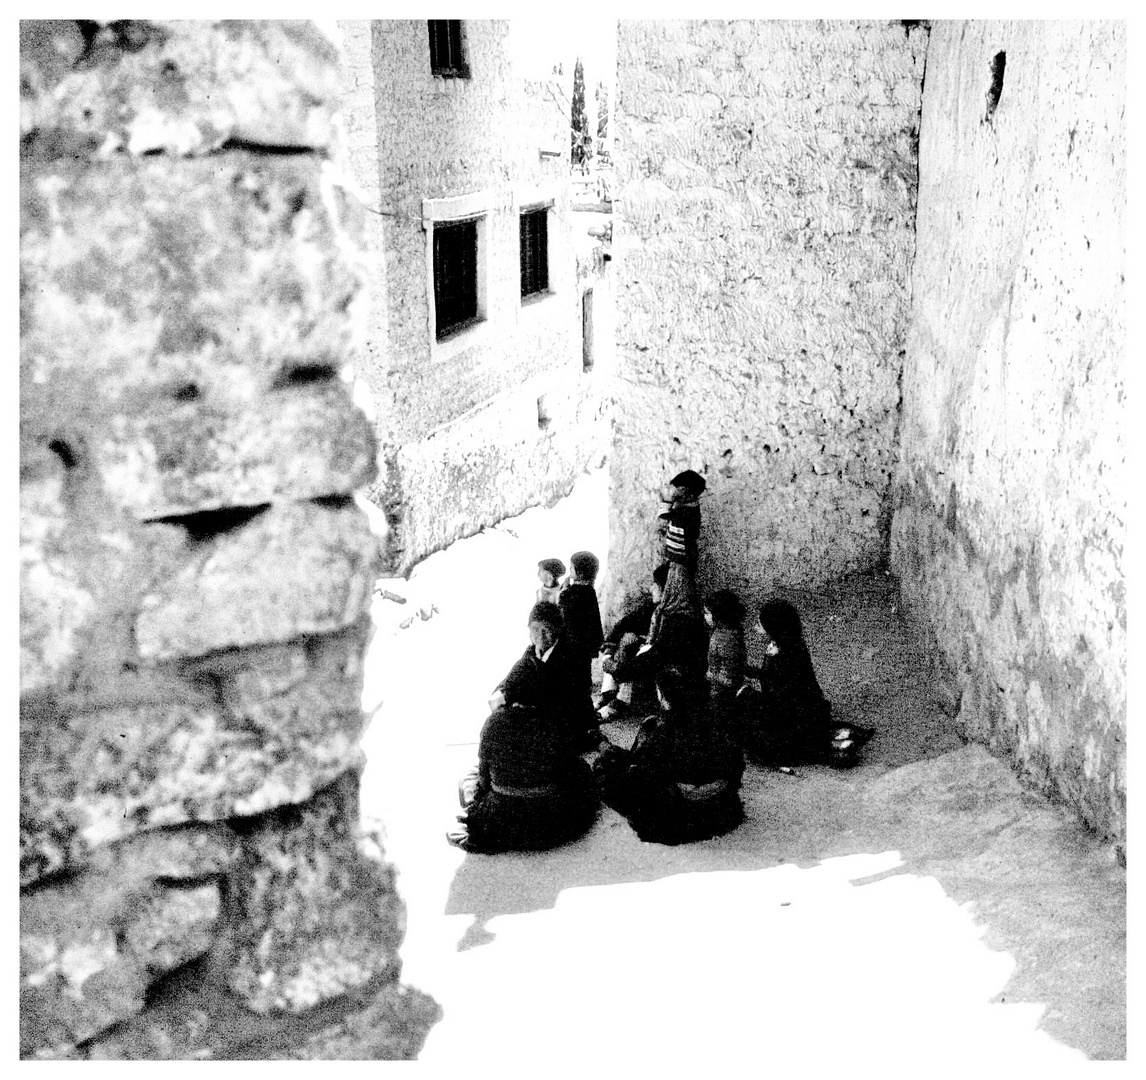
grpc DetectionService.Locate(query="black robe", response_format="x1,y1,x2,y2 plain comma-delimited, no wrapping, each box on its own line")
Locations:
593,708,744,845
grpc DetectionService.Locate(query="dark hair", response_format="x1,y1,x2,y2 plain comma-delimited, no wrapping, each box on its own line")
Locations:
705,589,745,626
570,550,599,582
669,469,706,496
527,600,564,631
758,599,805,649
652,562,670,589
537,558,566,578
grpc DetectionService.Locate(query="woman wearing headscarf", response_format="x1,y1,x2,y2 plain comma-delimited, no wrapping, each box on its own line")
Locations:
593,667,744,845
449,602,598,853
738,599,874,767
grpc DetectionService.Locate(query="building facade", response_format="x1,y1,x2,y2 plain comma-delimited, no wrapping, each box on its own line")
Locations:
340,19,610,572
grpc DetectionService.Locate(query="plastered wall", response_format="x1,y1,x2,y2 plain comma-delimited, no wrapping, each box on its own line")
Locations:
610,19,926,613
344,19,608,571
19,19,438,1058
889,21,1126,845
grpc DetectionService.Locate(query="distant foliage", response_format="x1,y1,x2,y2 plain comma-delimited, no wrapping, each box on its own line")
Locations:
571,56,591,168
595,79,609,162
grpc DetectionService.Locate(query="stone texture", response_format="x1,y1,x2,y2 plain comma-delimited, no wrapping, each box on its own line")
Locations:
21,621,371,887
135,500,381,661
20,151,366,413
94,380,378,519
20,825,235,1058
609,19,925,616
226,774,406,1014
889,21,1126,844
20,19,343,156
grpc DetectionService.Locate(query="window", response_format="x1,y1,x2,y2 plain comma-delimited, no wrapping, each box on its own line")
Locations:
428,20,468,78
432,217,480,340
520,205,550,300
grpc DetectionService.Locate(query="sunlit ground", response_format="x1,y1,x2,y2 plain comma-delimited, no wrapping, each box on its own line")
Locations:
358,467,1120,1067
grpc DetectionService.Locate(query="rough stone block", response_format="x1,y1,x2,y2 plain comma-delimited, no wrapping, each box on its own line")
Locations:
21,19,342,156
95,381,378,520
226,774,406,1014
20,151,365,406
20,825,234,1057
21,628,371,886
135,500,380,661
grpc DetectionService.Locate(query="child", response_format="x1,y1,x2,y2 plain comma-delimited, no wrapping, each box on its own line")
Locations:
559,551,605,746
659,469,706,572
704,589,748,734
536,558,566,606
598,562,669,713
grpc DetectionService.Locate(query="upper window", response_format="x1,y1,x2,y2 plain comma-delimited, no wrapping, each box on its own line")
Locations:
433,217,480,340
520,206,550,301
428,20,469,78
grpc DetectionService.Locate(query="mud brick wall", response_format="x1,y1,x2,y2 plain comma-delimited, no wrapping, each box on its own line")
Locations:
889,21,1126,846
19,20,438,1058
609,20,926,616
343,19,607,571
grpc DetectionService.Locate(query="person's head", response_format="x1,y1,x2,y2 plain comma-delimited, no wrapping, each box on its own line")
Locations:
569,550,599,584
756,599,805,653
527,600,564,655
705,589,746,630
651,562,670,604
668,469,706,504
537,558,566,589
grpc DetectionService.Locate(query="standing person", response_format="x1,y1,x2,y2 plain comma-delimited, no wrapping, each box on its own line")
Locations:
536,558,566,606
450,602,598,853
704,589,748,735
658,469,706,574
592,667,744,845
559,550,605,745
738,599,875,768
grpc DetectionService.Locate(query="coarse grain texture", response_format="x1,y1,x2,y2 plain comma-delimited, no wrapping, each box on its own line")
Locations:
889,21,1126,846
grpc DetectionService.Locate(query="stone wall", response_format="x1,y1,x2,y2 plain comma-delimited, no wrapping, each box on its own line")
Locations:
889,21,1126,846
345,19,608,572
609,19,926,615
19,19,439,1058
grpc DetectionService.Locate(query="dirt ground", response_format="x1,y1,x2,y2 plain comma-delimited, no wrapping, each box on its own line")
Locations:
359,468,1126,1068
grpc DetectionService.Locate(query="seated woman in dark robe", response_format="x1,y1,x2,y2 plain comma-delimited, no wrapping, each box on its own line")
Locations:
737,599,875,768
592,668,744,846
449,602,598,854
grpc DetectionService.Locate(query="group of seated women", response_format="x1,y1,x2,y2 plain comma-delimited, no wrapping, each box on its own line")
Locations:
447,567,874,855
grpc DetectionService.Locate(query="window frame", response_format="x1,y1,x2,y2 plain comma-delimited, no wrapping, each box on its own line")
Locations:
428,20,469,79
423,191,492,359
519,203,552,304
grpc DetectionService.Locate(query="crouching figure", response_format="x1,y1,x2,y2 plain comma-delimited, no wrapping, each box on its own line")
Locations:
450,602,598,854
593,667,744,846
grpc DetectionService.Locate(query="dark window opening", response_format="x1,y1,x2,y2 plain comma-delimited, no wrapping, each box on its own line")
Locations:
582,289,595,372
433,218,480,340
520,206,549,300
429,20,469,78
985,51,1006,122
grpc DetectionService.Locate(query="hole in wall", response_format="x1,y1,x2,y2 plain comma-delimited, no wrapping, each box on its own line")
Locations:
984,51,1006,122
311,494,354,510
172,382,201,402
537,395,551,430
48,438,79,469
271,362,339,390
148,503,270,543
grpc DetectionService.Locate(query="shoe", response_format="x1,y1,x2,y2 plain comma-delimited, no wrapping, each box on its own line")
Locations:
599,699,630,722
446,827,471,850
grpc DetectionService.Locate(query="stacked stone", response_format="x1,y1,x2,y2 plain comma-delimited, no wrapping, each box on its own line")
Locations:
20,20,438,1058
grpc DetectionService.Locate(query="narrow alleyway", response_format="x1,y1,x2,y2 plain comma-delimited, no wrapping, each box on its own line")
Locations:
358,469,1125,1068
